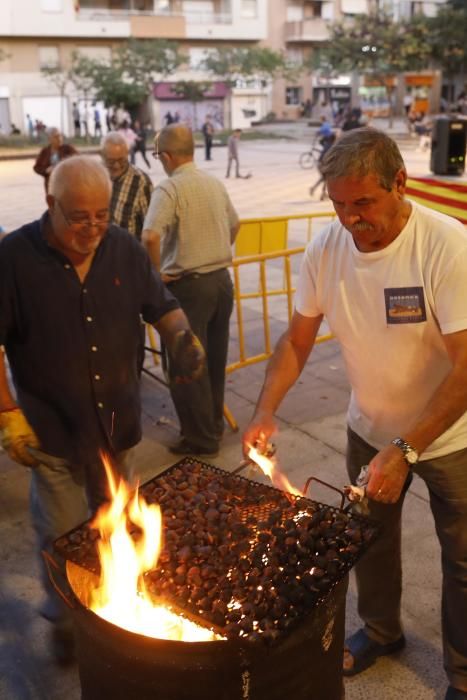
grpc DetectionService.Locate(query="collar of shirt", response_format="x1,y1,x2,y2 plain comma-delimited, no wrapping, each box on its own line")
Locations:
171,162,196,177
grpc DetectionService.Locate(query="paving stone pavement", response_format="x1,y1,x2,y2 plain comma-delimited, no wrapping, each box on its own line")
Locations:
0,133,460,699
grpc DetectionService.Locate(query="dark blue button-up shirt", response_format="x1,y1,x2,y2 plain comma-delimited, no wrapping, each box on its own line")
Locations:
0,214,179,462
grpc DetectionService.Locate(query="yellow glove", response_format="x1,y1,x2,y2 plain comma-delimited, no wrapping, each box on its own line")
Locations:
0,408,41,467
168,330,206,385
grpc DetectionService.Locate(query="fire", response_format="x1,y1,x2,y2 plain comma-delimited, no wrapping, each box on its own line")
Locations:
247,444,303,497
89,454,219,642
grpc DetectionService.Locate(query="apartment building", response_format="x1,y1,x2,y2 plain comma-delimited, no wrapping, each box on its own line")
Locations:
0,0,268,135
269,0,449,121
0,0,451,136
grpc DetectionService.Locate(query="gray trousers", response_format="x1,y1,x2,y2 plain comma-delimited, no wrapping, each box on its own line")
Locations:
29,447,133,626
167,268,233,451
347,427,467,691
226,154,239,178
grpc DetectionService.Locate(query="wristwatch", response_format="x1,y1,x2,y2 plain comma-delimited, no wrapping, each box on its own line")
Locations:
391,437,419,466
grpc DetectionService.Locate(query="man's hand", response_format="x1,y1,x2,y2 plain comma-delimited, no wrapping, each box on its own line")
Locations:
366,444,410,504
168,330,206,384
242,410,277,459
0,408,40,467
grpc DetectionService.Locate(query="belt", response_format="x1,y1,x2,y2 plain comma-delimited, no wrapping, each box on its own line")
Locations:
166,268,227,284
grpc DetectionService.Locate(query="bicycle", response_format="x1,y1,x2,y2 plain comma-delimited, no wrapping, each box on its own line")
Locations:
299,141,323,169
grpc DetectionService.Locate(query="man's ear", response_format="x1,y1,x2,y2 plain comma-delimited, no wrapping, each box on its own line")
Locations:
394,169,407,196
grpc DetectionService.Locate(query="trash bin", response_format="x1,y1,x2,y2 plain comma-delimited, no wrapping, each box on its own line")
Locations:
430,117,466,176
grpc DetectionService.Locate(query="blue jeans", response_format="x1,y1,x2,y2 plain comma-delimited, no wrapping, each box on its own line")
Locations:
347,427,467,691
29,447,133,625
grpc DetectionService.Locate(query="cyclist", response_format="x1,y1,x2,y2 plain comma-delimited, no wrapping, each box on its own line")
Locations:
309,116,336,199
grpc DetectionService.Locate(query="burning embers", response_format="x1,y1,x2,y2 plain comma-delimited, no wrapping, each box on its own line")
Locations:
56,458,377,646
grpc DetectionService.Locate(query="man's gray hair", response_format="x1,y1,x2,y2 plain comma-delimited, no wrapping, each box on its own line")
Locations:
47,127,60,138
157,123,194,157
49,155,111,200
101,131,128,151
320,127,405,191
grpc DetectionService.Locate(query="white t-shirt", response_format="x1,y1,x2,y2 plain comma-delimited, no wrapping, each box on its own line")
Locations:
295,201,467,459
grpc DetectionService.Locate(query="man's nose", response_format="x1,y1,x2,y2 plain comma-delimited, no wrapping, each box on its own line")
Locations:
341,208,361,227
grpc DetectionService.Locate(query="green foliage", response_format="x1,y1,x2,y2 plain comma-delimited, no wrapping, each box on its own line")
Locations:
426,4,466,78
312,11,432,83
200,46,295,84
69,39,186,109
172,80,213,103
41,63,70,95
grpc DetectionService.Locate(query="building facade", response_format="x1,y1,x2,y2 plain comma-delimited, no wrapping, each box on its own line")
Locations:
0,0,454,136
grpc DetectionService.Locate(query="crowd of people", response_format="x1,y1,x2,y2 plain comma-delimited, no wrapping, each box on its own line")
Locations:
0,112,466,700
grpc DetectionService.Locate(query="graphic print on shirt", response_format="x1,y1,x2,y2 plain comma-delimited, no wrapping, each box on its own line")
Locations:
384,286,427,324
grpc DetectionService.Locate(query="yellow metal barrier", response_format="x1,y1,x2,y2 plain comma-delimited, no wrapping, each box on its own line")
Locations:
228,246,332,377
145,212,336,433
235,211,336,257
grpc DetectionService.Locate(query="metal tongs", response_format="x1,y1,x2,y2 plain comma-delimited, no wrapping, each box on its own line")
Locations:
232,441,277,476
343,464,370,515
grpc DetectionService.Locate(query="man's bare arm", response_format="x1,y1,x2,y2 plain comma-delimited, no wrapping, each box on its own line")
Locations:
142,228,161,271
243,311,323,453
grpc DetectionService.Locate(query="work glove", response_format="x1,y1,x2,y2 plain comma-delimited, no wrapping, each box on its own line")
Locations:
0,408,40,467
167,330,206,385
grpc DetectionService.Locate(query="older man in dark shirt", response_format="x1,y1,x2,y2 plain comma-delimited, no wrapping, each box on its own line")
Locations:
0,155,204,664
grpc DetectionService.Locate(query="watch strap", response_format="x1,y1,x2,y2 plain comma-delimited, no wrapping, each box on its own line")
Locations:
391,437,419,465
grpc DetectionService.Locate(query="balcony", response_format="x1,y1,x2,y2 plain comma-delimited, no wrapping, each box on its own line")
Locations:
285,18,330,43
77,1,232,25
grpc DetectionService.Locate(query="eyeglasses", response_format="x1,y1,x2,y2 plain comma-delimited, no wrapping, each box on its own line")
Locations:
102,156,128,168
152,141,167,161
56,200,111,231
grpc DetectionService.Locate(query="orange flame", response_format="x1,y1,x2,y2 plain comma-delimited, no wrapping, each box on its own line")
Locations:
89,454,220,642
247,444,303,497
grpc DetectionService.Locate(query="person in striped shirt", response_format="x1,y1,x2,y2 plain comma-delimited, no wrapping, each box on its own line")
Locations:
101,131,153,241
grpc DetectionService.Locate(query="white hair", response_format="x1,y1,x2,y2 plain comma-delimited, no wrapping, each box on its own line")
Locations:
49,155,111,200
100,131,128,152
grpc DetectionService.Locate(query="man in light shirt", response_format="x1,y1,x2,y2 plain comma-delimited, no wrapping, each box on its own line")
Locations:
143,124,240,457
243,128,467,700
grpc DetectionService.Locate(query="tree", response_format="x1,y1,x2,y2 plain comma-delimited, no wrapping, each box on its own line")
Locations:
40,64,70,134
69,52,98,141
71,39,186,117
171,80,212,130
201,46,297,85
200,46,299,126
310,10,432,126
425,2,466,101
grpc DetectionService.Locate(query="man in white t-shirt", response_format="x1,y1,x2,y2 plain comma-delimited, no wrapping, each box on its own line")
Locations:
243,128,467,700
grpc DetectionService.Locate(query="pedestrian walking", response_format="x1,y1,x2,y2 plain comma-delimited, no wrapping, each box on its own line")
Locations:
202,115,214,161
72,102,81,137
131,119,150,168
33,127,77,194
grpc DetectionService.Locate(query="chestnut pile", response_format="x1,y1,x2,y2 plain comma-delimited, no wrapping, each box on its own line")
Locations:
140,461,377,645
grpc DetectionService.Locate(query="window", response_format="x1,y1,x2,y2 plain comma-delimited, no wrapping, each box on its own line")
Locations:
286,3,304,22
340,0,367,13
154,0,171,11
76,46,111,61
38,46,60,69
285,87,302,106
241,0,257,18
40,0,62,10
286,48,303,66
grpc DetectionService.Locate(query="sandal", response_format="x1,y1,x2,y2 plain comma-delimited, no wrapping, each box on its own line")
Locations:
343,628,406,677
